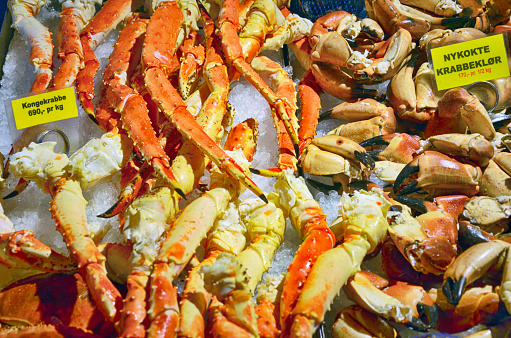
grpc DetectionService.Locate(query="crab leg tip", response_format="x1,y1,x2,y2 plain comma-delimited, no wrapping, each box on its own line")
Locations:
97,212,109,219
359,135,388,147
443,276,467,305
354,150,375,169
297,166,304,177
250,168,262,175
259,193,269,204
347,180,375,190
175,188,187,199
418,303,438,329
396,181,420,196
392,195,428,214
283,44,290,67
3,190,19,200
394,162,420,193
318,109,333,122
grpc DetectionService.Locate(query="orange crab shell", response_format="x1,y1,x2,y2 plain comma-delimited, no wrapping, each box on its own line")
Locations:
413,151,482,197
391,210,458,275
0,272,115,336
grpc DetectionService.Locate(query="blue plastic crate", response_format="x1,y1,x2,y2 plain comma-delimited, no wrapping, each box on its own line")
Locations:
290,0,368,22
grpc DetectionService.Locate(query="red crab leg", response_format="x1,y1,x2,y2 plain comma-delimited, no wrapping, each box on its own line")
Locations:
50,178,123,326
103,16,185,198
273,173,337,336
250,55,298,176
178,31,205,99
0,229,75,272
142,1,266,203
52,1,96,88
297,69,323,155
9,0,53,93
218,0,299,151
76,0,143,119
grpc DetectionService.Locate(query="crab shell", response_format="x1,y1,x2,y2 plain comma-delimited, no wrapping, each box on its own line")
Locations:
480,155,511,197
0,272,115,336
425,88,496,141
390,209,458,274
412,151,482,197
432,286,503,333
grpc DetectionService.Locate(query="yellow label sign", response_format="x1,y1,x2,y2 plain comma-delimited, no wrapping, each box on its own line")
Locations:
11,87,79,130
430,34,510,91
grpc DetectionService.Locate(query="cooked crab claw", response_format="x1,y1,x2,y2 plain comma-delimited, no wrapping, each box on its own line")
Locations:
408,302,438,332
344,272,438,331
394,162,420,195
442,240,511,311
392,195,428,214
311,135,375,169
443,275,468,305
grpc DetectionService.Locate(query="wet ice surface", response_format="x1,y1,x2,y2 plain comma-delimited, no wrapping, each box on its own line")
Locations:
0,6,123,254
0,4,506,338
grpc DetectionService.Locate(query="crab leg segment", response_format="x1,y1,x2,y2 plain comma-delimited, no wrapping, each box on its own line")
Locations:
249,55,298,176
76,0,143,117
8,137,129,328
274,171,336,336
147,147,257,336
288,189,391,337
218,0,299,149
394,151,482,197
311,135,375,169
199,253,259,337
297,70,322,155
53,0,100,88
142,1,266,202
0,229,75,272
103,16,185,198
8,0,53,92
50,179,123,324
332,305,398,338
178,31,205,100
178,119,259,338
388,206,458,275
324,99,396,144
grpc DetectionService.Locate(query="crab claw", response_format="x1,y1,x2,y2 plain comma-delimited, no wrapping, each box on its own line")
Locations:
408,302,438,332
443,275,467,305
392,195,428,214
311,135,375,169
443,240,511,309
393,159,420,194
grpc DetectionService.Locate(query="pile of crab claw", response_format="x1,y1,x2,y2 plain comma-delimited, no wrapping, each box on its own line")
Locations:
2,0,511,336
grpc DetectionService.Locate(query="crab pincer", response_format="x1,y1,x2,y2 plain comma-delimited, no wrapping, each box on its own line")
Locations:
311,135,375,169
344,271,439,331
393,151,481,197
443,239,511,315
360,133,420,164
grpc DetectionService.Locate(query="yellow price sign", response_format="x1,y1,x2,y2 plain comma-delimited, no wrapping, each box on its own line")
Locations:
10,87,79,130
429,34,510,91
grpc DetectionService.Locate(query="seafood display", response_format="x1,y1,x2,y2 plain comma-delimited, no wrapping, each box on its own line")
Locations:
2,0,511,337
